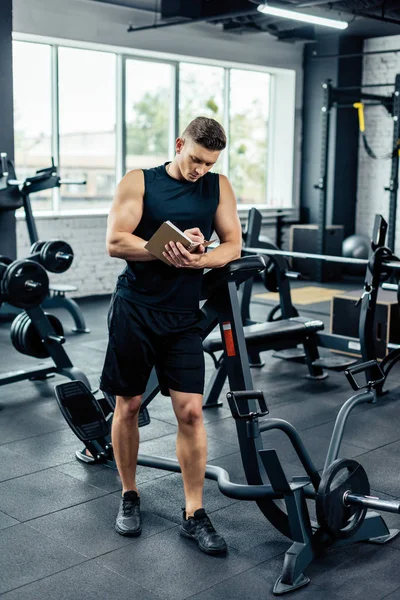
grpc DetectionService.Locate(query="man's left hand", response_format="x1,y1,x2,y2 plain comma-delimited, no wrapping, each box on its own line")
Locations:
163,241,205,269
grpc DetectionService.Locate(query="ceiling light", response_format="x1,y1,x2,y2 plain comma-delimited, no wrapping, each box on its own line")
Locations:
257,2,349,30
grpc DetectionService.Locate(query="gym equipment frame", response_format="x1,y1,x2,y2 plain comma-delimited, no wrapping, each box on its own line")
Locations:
54,256,400,595
315,75,400,280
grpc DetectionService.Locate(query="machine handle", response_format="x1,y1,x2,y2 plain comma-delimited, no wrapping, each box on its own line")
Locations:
344,360,385,391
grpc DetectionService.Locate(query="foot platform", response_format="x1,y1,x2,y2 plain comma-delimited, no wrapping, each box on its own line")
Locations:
311,355,358,371
55,380,151,467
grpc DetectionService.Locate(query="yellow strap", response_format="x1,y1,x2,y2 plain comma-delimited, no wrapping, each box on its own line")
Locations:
353,102,365,133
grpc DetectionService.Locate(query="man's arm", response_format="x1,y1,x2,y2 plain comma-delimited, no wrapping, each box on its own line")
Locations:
106,170,156,262
197,174,242,268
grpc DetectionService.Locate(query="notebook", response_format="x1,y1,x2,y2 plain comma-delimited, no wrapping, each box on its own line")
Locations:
145,221,216,265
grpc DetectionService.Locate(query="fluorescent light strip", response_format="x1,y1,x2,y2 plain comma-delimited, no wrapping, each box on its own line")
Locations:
257,3,348,30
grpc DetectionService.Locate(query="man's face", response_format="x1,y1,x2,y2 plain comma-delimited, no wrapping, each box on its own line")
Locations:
175,138,221,182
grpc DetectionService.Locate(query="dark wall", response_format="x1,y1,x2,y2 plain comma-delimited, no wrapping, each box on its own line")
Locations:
301,35,363,238
0,0,16,259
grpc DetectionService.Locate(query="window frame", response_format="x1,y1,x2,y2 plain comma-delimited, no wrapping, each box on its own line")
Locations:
13,32,298,223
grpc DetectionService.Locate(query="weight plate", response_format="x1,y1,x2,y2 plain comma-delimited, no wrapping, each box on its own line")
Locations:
3,260,49,309
41,240,74,273
29,241,46,255
22,313,64,358
19,313,31,355
262,263,279,293
20,313,33,356
10,312,28,354
316,458,370,539
0,256,13,289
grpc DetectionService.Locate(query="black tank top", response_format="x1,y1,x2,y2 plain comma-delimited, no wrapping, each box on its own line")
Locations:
116,163,220,312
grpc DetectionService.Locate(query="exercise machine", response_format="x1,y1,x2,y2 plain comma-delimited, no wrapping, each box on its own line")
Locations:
53,254,400,594
238,214,399,389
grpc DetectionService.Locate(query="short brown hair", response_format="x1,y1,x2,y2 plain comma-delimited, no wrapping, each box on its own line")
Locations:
182,116,226,151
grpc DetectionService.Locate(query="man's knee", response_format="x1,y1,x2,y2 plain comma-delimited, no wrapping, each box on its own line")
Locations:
115,395,142,420
177,403,204,427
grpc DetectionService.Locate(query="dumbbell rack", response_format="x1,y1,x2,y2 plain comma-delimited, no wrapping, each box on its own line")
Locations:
0,304,91,389
0,154,90,333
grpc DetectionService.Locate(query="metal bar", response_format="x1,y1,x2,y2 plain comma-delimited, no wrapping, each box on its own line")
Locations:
223,68,230,176
259,419,320,490
384,261,400,270
243,246,368,265
245,245,400,274
324,390,373,470
312,48,400,60
0,365,56,385
127,8,258,33
51,45,60,212
337,102,385,109
387,74,400,251
334,89,392,104
345,493,400,514
336,84,395,90
172,63,180,146
137,454,282,500
382,283,398,291
316,79,331,282
318,332,361,354
22,192,40,245
116,54,124,182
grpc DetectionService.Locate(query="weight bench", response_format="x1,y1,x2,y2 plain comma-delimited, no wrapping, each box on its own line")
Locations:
203,316,325,408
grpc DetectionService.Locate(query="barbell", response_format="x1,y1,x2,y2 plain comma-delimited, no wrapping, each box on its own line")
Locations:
30,239,74,273
243,246,388,268
0,256,49,309
316,458,400,539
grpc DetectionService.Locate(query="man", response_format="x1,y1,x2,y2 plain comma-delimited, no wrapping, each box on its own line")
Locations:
100,116,242,555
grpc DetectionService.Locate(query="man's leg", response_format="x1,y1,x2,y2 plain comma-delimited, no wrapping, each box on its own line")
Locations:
113,393,143,537
170,390,206,516
170,388,227,555
112,394,142,494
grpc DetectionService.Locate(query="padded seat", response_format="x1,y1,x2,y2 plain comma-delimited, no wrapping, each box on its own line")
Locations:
203,316,324,354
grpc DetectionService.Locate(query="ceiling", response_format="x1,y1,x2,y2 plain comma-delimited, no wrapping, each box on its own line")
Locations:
87,0,400,41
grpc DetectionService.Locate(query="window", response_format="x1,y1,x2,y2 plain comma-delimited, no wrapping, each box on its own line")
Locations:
179,63,225,132
229,69,270,205
13,36,294,213
13,41,52,210
58,47,116,210
125,59,174,172
179,63,225,174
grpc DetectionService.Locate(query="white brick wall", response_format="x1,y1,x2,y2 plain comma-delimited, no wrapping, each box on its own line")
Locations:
16,214,123,297
356,35,400,252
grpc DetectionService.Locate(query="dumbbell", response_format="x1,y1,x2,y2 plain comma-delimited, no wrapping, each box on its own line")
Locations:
11,311,64,358
29,239,74,273
0,255,49,309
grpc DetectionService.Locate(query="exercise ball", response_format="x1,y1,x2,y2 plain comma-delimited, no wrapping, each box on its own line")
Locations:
342,234,370,275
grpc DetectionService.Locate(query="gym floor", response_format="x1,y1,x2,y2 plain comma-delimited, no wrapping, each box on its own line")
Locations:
0,283,400,599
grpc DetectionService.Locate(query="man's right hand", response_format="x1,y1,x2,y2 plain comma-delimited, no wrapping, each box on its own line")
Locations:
184,227,205,254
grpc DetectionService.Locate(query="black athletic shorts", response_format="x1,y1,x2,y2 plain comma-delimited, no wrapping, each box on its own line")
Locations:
99,293,206,397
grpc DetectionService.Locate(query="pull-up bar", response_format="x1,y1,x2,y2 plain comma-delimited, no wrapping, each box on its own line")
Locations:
312,48,400,60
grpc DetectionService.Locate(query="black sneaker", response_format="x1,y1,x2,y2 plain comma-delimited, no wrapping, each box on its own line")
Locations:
115,491,142,537
180,508,227,555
